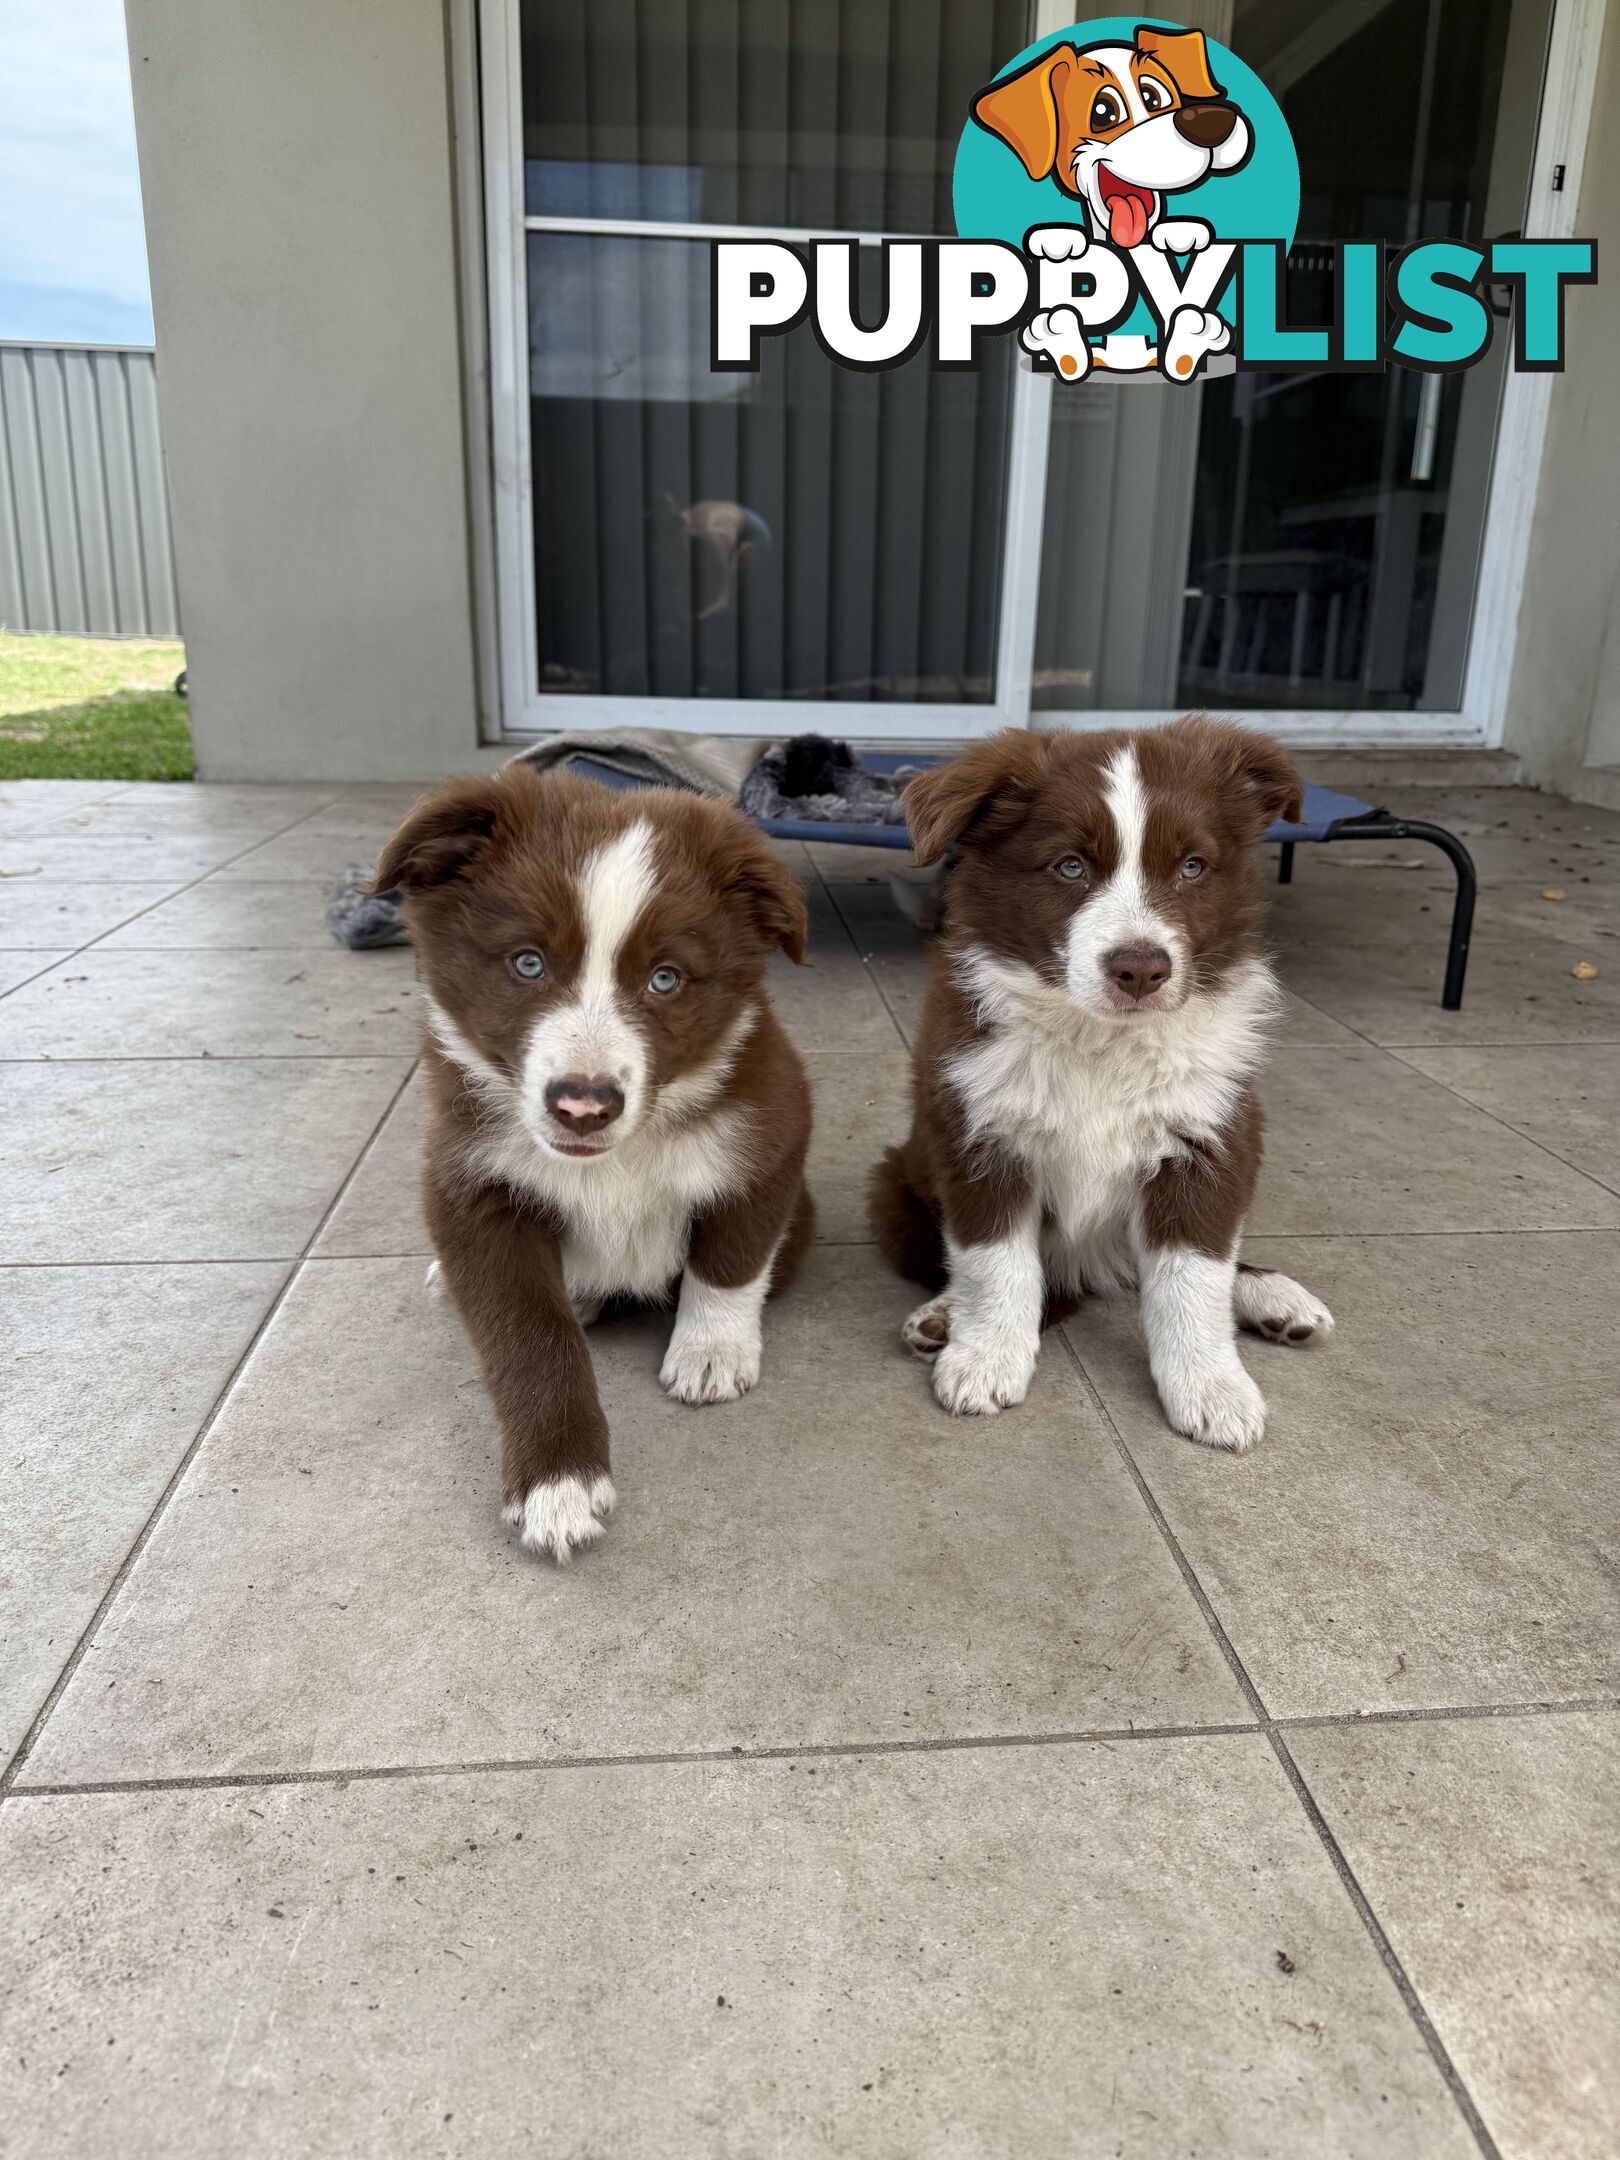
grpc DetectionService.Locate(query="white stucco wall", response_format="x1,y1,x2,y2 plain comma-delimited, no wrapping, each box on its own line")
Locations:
1503,2,1620,800
125,0,487,780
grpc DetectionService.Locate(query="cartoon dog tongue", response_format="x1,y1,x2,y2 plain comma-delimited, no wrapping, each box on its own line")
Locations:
1106,184,1151,250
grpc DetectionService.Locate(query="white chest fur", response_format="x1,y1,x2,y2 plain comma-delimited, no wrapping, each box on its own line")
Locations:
944,950,1278,1284
472,1106,751,1300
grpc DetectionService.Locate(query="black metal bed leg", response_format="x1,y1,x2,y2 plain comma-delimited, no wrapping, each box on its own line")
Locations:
1277,841,1295,885
1405,823,1477,1011
1324,817,1478,1010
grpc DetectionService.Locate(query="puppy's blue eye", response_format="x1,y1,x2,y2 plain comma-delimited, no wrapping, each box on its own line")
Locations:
1179,857,1207,882
1055,856,1088,882
648,965,681,996
511,950,545,980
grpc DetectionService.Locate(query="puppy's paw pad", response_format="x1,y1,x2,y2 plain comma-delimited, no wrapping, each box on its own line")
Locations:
1165,1366,1266,1453
1021,306,1090,380
504,1473,616,1564
1026,224,1090,262
1163,305,1231,380
902,1296,951,1358
1239,1273,1335,1344
660,1337,762,1405
932,1338,1036,1417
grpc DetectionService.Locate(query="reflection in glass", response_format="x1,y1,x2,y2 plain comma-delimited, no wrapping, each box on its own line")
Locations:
527,235,1012,702
1032,0,1552,715
519,0,1029,232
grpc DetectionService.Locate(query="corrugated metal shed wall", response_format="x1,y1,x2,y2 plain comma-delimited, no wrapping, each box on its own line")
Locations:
0,342,181,639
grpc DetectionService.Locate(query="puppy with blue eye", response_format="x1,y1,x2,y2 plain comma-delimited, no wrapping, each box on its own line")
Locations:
871,717,1334,1454
374,766,812,1563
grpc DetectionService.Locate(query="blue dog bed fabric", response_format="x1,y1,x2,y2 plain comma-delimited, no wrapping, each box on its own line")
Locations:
569,752,1368,853
561,749,1475,1009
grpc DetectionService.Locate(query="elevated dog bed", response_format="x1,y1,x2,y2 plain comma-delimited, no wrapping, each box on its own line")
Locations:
561,748,1477,1012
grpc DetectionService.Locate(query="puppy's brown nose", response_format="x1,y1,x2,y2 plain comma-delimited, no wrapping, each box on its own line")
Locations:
1104,945,1173,1002
1174,102,1238,149
545,1075,625,1136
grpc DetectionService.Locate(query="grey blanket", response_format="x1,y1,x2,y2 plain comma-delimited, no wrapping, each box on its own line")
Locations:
738,735,925,826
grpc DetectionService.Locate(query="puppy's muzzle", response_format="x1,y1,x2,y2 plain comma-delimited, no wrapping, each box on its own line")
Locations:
1174,102,1238,150
544,1074,626,1138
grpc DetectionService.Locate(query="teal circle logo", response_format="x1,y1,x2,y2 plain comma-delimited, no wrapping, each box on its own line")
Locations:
953,17,1300,366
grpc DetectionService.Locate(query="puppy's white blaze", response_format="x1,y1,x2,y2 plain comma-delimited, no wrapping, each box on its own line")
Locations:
520,818,659,1139
1062,742,1185,1011
1085,46,1144,122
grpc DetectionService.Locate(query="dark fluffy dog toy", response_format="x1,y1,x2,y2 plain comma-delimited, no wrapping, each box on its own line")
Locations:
740,733,920,827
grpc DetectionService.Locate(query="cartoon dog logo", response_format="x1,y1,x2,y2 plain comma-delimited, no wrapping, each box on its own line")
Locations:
971,25,1252,381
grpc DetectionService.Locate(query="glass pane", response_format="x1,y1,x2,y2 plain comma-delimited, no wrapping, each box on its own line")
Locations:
1031,0,1553,715
527,234,1012,702
519,0,1030,231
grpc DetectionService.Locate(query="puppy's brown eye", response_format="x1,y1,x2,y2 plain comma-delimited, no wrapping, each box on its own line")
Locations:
1055,856,1088,883
1179,857,1207,882
1140,78,1169,113
647,964,681,996
510,950,546,981
1090,90,1124,131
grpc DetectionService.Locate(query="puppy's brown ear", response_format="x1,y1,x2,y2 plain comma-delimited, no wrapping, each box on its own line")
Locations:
716,817,809,964
970,46,1074,182
1135,25,1224,103
372,773,511,894
1174,716,1304,832
903,732,1049,867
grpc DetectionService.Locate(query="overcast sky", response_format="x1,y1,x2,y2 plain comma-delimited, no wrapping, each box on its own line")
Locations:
0,0,154,344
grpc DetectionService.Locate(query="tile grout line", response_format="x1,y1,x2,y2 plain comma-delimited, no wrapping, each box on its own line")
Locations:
1052,1329,1505,2160
0,1238,876,1271
0,951,80,1000
1270,969,1620,1209
7,1695,1613,1806
1378,1041,1620,1205
1374,1037,1620,1202
0,793,358,994
1265,1731,1505,2160
7,1724,1264,1801
0,1053,413,1065
0,1053,421,1805
1267,944,1620,1213
812,863,918,1054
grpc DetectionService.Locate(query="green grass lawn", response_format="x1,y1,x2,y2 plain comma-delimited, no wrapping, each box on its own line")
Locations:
0,632,194,781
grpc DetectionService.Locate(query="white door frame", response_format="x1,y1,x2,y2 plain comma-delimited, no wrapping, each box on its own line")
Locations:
473,0,1606,752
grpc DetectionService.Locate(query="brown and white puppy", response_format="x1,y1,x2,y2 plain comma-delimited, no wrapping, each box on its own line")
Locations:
376,767,813,1562
972,26,1251,250
973,26,1251,380
870,717,1332,1453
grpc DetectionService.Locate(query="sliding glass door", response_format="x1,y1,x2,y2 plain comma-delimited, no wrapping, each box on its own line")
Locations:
482,0,1575,744
488,0,1029,733
1030,0,1557,724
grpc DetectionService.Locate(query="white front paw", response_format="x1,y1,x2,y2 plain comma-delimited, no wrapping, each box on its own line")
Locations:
1026,224,1090,262
660,1331,762,1405
1151,218,1213,255
504,1473,616,1563
1021,306,1091,381
1159,1361,1266,1453
933,1334,1037,1417
1162,305,1231,381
